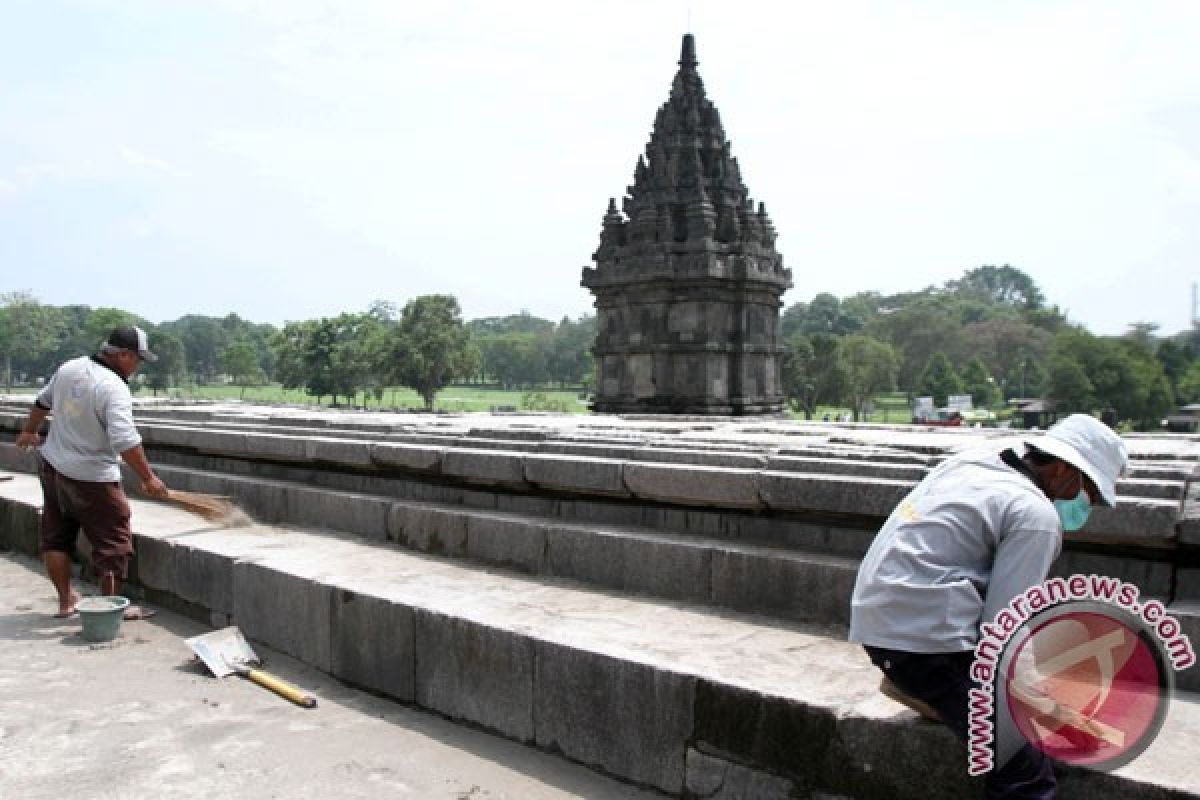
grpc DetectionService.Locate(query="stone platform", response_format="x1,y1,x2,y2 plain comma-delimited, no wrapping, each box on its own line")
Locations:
1,400,1198,798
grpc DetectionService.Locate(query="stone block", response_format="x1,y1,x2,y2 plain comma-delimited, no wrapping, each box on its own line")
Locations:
1180,480,1200,546
624,463,762,509
823,714,975,800
193,429,249,458
130,535,173,592
0,443,39,474
232,560,333,672
1169,604,1200,693
534,641,695,794
759,471,911,518
280,486,390,541
685,747,802,800
1178,569,1200,602
545,526,711,605
331,587,416,703
371,442,443,473
170,540,236,617
414,612,533,742
1050,552,1173,600
0,494,40,555
465,514,546,574
442,448,527,487
1078,498,1181,545
523,454,629,497
386,503,468,557
765,454,929,482
556,499,645,528
691,679,836,788
305,436,374,468
242,432,311,463
710,549,856,627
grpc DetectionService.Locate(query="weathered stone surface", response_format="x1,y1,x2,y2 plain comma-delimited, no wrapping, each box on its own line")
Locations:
232,560,333,672
1076,499,1182,545
545,526,711,605
766,454,929,482
246,432,312,462
170,539,236,617
371,442,443,472
305,436,374,467
692,680,836,792
442,448,527,487
331,587,416,703
710,549,857,627
1180,480,1200,546
1169,603,1200,693
280,485,391,541
523,454,628,496
534,642,694,794
624,463,762,509
465,514,547,574
1051,552,1174,600
386,503,468,557
415,612,534,742
824,714,975,800
684,747,801,800
758,471,911,517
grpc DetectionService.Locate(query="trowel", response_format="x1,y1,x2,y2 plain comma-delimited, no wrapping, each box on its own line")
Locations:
186,626,317,708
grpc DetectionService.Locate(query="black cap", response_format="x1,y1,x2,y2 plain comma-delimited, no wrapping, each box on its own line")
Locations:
107,325,157,362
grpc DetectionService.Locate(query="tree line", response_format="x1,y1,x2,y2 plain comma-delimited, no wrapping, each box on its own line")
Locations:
4,265,1197,428
0,292,595,410
779,265,1196,429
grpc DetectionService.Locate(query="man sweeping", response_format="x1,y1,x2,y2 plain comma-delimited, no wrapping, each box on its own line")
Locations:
849,413,1128,799
16,325,169,620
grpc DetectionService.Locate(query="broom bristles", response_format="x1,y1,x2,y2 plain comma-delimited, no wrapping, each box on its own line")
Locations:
166,489,237,523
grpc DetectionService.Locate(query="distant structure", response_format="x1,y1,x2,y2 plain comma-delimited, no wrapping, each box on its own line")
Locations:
581,34,793,415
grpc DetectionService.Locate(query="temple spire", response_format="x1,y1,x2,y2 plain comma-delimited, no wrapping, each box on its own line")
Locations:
679,33,697,69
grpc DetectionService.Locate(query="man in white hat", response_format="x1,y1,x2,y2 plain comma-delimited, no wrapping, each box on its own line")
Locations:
849,413,1128,799
16,325,170,621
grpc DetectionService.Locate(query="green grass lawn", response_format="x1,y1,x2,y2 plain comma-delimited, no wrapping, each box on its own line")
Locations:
148,384,591,413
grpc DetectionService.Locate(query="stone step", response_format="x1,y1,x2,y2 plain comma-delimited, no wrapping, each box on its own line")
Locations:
149,463,861,630
0,471,1195,800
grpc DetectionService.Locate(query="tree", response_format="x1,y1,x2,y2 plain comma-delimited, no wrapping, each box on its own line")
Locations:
917,352,963,407
781,333,847,418
840,335,897,420
142,332,188,395
960,358,998,408
0,291,63,388
1178,361,1200,404
948,265,1045,311
388,295,478,410
1048,354,1094,413
220,340,266,399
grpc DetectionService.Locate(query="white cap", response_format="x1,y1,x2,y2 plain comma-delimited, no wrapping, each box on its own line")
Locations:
1029,414,1128,507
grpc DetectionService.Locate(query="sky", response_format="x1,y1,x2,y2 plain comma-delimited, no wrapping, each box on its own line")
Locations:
3,0,1200,337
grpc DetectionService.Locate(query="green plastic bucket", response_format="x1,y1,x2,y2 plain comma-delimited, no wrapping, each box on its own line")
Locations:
77,596,129,642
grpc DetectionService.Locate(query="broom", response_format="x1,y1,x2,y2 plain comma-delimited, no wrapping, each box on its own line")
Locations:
165,489,238,524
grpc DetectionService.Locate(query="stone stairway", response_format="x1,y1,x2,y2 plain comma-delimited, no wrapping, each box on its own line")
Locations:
1,401,1199,798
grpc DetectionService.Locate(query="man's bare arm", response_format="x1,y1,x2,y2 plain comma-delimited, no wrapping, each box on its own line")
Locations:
120,444,168,498
16,406,49,450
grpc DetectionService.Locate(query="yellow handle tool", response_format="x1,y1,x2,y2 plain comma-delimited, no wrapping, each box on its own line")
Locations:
231,660,317,708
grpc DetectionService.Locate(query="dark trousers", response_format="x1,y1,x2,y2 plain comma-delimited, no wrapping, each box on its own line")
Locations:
865,645,1057,800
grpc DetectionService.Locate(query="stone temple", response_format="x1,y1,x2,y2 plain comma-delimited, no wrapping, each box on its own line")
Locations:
581,34,793,415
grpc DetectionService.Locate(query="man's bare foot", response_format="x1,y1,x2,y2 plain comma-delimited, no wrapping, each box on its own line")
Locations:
123,605,157,621
53,590,82,618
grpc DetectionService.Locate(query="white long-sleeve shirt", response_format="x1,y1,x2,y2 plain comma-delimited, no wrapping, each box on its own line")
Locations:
849,446,1061,653
35,355,141,483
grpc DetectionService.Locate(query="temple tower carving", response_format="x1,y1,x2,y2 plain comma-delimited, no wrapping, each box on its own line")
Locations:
581,34,793,415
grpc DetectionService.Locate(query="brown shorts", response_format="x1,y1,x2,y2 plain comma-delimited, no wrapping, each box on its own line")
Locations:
38,457,134,579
